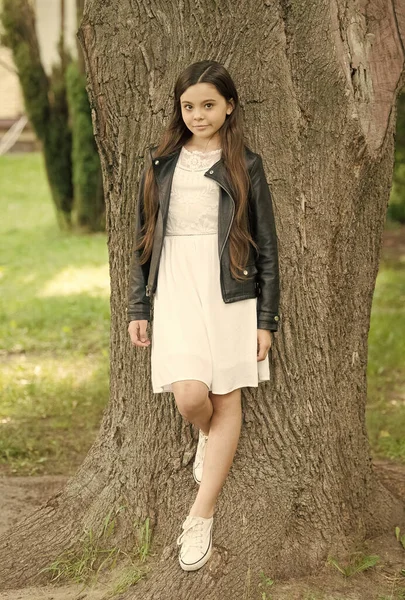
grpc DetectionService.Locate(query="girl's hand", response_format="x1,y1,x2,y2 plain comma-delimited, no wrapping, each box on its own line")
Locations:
257,329,272,361
128,320,151,348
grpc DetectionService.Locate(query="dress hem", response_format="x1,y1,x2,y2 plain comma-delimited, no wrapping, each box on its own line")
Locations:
152,376,270,395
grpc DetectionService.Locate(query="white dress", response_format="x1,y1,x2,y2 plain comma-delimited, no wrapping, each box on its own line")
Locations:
151,146,270,394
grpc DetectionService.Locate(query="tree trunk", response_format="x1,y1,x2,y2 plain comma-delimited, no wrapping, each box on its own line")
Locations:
1,0,405,597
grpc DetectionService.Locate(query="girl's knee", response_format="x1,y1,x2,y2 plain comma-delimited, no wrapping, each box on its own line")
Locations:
172,380,209,419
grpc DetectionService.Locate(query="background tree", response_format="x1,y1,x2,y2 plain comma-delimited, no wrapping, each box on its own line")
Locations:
0,0,104,231
0,1,404,598
66,58,105,230
65,0,105,231
1,0,73,228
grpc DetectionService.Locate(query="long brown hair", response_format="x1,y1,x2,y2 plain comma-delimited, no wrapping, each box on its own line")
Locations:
135,60,259,281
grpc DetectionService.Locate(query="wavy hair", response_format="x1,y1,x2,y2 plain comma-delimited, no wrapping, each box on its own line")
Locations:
135,60,259,281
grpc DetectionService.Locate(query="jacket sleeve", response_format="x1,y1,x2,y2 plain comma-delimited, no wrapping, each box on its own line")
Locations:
126,165,151,323
249,154,281,332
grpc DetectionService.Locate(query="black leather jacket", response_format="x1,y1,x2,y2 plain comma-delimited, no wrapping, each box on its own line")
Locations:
127,144,280,331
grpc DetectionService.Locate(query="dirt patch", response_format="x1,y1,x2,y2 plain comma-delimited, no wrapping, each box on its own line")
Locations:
0,462,404,599
0,475,68,535
0,583,109,600
0,476,111,599
0,476,69,538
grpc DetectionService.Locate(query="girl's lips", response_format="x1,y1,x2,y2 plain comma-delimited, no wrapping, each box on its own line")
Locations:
194,125,208,128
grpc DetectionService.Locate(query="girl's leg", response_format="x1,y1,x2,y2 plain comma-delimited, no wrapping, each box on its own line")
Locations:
188,388,242,518
172,381,242,518
172,380,214,436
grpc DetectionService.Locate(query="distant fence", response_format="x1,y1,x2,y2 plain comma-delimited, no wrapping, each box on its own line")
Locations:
0,115,28,155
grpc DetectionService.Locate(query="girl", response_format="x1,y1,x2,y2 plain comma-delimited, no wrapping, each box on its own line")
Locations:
127,60,280,572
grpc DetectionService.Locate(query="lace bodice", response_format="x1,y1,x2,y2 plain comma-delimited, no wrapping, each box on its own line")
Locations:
165,146,222,236
178,145,222,171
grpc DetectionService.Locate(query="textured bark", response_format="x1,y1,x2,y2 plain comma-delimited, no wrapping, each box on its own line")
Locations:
1,0,405,597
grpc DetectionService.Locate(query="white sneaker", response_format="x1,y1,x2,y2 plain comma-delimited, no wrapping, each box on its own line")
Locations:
176,514,214,571
193,430,209,485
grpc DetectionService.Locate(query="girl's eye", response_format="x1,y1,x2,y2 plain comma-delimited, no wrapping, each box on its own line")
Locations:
184,104,213,110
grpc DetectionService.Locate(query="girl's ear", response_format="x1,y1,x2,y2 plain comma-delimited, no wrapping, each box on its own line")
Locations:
226,98,235,115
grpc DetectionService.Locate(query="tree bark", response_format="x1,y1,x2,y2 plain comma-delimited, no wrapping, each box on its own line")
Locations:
1,0,405,597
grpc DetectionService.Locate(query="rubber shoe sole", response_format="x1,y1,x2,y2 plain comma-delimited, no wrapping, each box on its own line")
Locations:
177,518,213,571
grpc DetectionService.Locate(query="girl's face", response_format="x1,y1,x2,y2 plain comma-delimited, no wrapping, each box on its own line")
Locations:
180,82,233,143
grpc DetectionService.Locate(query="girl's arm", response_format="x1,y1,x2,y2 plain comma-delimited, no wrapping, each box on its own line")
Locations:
249,154,280,332
127,166,151,323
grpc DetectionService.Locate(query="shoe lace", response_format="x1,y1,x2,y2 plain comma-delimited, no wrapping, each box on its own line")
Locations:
176,519,205,551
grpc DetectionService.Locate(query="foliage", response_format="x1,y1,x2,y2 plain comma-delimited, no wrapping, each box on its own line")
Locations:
66,60,105,231
327,552,380,577
395,526,405,552
0,0,74,227
0,0,105,231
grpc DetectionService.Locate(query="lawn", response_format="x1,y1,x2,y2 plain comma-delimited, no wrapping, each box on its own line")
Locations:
0,152,404,475
366,226,405,463
0,152,110,475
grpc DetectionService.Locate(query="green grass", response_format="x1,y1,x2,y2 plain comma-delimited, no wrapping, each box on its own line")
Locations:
0,152,110,474
367,227,405,463
0,153,110,354
39,508,152,595
0,352,108,474
0,152,404,476
327,552,380,577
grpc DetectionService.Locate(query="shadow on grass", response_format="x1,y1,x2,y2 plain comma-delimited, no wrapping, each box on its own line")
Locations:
0,351,109,476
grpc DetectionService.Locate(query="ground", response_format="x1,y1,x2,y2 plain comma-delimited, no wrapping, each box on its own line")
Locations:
0,460,404,599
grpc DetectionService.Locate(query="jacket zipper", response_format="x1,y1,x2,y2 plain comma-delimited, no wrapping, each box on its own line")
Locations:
202,171,235,259
219,191,235,260
207,175,235,302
